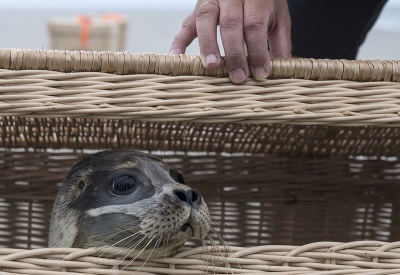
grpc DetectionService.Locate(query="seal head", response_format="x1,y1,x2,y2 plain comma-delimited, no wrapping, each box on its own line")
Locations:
49,150,211,259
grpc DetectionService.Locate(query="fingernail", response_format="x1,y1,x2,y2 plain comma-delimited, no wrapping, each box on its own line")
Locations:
253,66,267,80
231,68,247,84
205,54,218,66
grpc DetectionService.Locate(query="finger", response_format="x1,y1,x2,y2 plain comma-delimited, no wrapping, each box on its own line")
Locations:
196,1,221,69
243,0,270,80
170,13,198,54
219,0,248,84
268,1,292,58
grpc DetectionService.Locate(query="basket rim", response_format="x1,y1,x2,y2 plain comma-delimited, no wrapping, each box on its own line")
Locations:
1,48,399,82
2,241,400,274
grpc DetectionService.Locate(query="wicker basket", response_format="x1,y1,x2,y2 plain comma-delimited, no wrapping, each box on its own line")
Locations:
0,49,400,274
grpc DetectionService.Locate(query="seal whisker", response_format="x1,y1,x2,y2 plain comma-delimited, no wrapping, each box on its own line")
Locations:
98,230,142,260
206,234,222,274
92,231,145,271
210,226,231,256
96,228,140,249
200,237,215,275
49,150,213,264
136,235,163,273
209,218,232,250
206,230,235,274
209,226,228,248
121,235,157,271
161,233,167,249
111,234,149,270
208,209,233,238
208,224,239,273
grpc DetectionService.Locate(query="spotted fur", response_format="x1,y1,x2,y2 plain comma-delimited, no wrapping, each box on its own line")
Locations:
49,150,211,259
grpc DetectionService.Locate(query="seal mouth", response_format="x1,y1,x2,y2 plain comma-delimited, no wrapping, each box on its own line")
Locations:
180,223,192,233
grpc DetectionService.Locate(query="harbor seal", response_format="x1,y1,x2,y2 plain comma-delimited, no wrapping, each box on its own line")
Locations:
49,150,211,259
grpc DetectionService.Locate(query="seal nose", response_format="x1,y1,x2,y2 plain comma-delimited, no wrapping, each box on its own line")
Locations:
174,189,202,207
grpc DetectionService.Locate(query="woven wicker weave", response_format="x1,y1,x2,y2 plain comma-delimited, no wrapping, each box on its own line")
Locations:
1,49,400,274
3,242,400,275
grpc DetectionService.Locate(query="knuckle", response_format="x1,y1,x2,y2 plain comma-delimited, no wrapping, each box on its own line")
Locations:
248,49,265,59
181,19,197,36
220,13,242,29
196,4,218,19
225,50,241,58
200,36,214,46
248,51,268,66
244,17,266,33
264,5,274,16
224,51,244,65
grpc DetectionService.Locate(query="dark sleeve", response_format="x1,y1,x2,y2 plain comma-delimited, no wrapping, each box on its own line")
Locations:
287,0,388,59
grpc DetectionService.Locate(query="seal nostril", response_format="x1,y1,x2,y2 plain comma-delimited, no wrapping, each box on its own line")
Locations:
192,190,201,204
175,189,202,206
175,190,188,203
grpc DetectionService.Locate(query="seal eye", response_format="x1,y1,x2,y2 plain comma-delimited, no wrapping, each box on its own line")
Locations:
169,169,185,185
112,175,137,195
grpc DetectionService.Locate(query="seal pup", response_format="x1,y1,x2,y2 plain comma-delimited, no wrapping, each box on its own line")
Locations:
49,150,211,259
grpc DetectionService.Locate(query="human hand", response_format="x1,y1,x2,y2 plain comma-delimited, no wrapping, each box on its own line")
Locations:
170,0,292,84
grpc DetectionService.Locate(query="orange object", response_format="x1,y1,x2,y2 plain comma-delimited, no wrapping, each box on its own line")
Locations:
100,13,123,21
76,15,90,50
75,14,124,50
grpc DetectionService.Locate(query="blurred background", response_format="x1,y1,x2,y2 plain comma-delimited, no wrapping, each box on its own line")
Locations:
0,0,399,59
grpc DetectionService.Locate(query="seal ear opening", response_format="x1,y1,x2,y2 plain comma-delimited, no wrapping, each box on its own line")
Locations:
77,180,85,190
